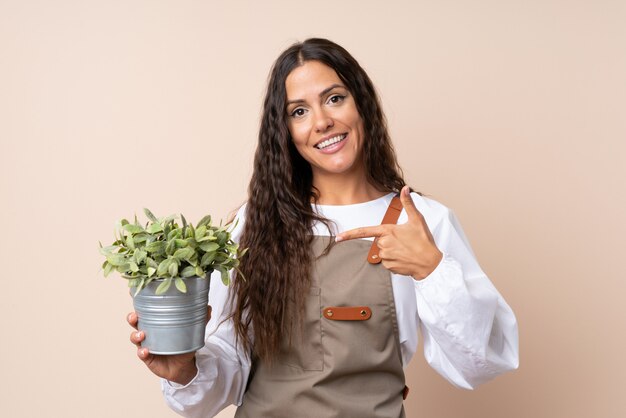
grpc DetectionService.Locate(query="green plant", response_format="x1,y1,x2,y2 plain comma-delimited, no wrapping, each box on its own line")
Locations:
99,208,247,296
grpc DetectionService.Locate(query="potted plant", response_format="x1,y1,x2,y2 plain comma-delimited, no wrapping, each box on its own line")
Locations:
99,208,247,355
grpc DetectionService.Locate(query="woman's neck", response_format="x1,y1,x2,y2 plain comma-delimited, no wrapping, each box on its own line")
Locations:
311,175,388,206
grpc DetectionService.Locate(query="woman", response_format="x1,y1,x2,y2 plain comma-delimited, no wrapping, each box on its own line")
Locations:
128,38,519,417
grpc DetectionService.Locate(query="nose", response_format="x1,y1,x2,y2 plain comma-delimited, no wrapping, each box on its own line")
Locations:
314,107,334,133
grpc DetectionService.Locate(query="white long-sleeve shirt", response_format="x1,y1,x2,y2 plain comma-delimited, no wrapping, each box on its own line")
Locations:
161,192,519,417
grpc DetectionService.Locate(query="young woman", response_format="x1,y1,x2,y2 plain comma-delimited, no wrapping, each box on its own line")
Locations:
128,38,519,417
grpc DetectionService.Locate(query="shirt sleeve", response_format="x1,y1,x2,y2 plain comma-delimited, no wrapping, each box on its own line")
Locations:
413,198,519,389
160,204,252,417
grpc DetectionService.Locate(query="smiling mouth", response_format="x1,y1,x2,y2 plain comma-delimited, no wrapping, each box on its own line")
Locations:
315,133,347,150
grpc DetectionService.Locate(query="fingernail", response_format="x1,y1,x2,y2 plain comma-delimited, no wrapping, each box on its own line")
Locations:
335,235,343,242
136,331,142,339
403,186,409,196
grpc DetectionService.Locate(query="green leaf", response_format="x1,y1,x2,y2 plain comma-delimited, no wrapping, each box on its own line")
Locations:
173,247,194,261
155,278,172,295
134,249,147,265
116,263,131,273
213,253,228,263
103,262,115,277
235,266,246,282
133,278,145,297
181,266,196,278
195,225,207,240
145,241,166,254
121,219,129,226
201,252,217,266
183,248,195,259
174,239,188,248
181,213,187,229
98,246,116,256
216,266,230,286
146,223,163,234
127,234,135,250
199,242,220,253
144,208,158,222
175,278,187,293
106,254,127,266
129,261,139,272
226,217,240,232
123,224,143,234
147,267,156,277
196,214,212,228
166,239,176,256
133,233,149,244
157,259,170,277
162,214,178,225
196,235,216,242
168,261,178,277
188,252,198,266
146,257,158,269
195,266,205,278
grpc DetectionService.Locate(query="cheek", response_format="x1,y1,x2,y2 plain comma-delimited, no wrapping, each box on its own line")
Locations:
288,122,312,146
288,129,312,161
338,104,363,131
347,114,365,141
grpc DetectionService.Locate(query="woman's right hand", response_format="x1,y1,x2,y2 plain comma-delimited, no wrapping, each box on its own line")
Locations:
127,307,211,386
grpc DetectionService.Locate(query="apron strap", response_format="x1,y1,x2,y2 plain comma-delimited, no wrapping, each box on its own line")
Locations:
367,193,403,264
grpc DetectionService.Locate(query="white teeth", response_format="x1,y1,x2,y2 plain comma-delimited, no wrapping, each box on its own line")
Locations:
315,134,346,149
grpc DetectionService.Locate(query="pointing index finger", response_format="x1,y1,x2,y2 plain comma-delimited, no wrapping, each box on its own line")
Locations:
400,185,423,221
336,224,386,242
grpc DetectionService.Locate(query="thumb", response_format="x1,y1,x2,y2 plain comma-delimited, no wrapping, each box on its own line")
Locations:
400,185,422,221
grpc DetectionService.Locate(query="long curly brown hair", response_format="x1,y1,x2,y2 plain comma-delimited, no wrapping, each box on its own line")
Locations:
229,38,416,363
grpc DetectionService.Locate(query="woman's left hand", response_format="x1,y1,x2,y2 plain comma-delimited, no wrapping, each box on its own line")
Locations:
335,186,443,280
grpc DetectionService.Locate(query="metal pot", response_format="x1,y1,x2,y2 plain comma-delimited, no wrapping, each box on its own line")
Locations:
131,275,210,355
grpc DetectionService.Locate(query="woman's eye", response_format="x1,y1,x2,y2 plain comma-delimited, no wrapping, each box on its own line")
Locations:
289,96,344,118
290,108,306,118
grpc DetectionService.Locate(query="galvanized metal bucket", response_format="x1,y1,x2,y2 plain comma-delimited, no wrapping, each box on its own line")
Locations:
131,276,210,355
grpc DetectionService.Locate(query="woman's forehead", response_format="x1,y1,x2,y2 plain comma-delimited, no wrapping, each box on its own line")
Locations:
285,61,345,97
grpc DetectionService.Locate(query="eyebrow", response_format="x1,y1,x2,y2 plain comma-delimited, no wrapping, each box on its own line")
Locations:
286,83,346,107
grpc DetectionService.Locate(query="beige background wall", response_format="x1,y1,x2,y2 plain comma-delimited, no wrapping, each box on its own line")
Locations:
1,1,624,417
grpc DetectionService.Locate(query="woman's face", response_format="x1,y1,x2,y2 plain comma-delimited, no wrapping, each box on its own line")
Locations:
285,60,365,180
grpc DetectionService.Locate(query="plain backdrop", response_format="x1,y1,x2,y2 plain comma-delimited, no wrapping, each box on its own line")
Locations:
1,1,624,417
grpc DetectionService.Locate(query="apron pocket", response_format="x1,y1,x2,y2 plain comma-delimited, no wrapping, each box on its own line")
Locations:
278,286,324,371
